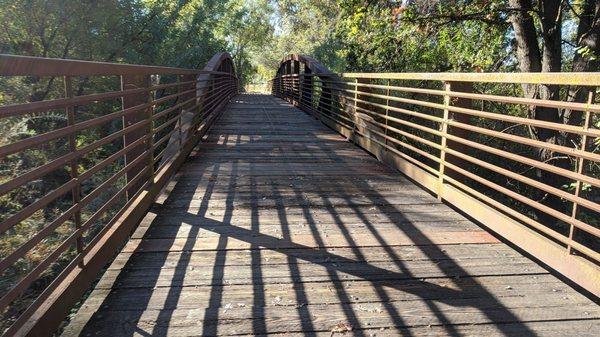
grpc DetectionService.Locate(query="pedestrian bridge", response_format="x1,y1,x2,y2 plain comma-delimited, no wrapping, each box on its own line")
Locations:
0,53,599,336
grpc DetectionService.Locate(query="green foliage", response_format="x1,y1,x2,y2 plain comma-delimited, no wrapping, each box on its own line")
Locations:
335,0,509,72
250,0,345,82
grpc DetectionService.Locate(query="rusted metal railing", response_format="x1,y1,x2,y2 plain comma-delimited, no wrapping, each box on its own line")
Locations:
272,55,600,296
0,53,237,335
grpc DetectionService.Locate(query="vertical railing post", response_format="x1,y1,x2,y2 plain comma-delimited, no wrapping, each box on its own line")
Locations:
304,67,312,111
282,66,286,99
147,76,155,182
354,78,372,136
177,75,183,150
438,82,451,199
121,74,152,200
64,76,84,267
353,78,359,135
568,90,595,254
178,74,196,149
192,73,209,133
384,79,390,149
273,68,279,97
280,69,285,98
299,72,304,109
438,81,473,200
293,60,300,105
285,61,291,101
188,74,199,138
318,77,333,119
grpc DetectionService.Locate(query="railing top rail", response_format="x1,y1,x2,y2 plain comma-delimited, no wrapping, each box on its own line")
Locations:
0,54,234,76
342,72,600,86
276,70,600,86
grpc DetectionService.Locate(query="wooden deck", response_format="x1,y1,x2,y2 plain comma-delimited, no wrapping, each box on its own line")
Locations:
64,94,599,336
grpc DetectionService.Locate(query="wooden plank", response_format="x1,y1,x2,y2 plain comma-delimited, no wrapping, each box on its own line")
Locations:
121,229,498,253
94,256,543,289
77,274,579,313
132,220,478,239
64,293,600,336
107,244,522,270
249,320,600,337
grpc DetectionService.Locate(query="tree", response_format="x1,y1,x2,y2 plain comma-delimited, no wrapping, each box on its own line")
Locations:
508,0,599,222
336,0,509,72
334,0,599,224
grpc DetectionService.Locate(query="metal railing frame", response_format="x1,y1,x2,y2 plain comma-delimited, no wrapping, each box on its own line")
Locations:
271,54,600,297
0,52,238,336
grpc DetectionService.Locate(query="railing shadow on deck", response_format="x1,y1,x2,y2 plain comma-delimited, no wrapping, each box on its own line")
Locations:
71,95,544,336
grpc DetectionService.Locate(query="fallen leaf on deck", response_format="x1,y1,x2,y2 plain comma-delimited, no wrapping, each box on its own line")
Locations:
330,322,353,335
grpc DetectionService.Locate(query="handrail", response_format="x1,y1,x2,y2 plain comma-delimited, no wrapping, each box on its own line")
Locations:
342,72,600,86
0,54,231,76
271,54,600,297
0,52,238,336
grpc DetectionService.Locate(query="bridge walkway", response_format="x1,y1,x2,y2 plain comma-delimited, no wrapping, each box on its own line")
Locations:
63,94,600,336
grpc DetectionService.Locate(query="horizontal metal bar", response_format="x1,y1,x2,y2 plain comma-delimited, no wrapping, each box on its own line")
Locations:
444,147,600,213
0,204,77,274
340,80,600,114
152,88,196,107
153,115,181,134
153,127,179,150
80,150,150,206
0,102,148,158
0,80,203,119
0,179,77,235
340,92,600,189
301,94,440,176
0,54,231,76
0,145,151,273
447,119,600,163
79,168,151,255
152,96,197,121
339,72,600,86
79,136,148,182
0,119,151,198
0,226,78,312
443,132,600,189
318,79,600,136
441,174,600,263
79,164,150,234
443,160,600,238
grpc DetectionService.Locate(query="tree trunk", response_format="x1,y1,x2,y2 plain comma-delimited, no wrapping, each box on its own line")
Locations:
508,0,571,225
565,0,600,131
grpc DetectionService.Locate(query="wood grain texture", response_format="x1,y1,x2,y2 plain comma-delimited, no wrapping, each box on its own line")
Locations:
63,94,599,337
